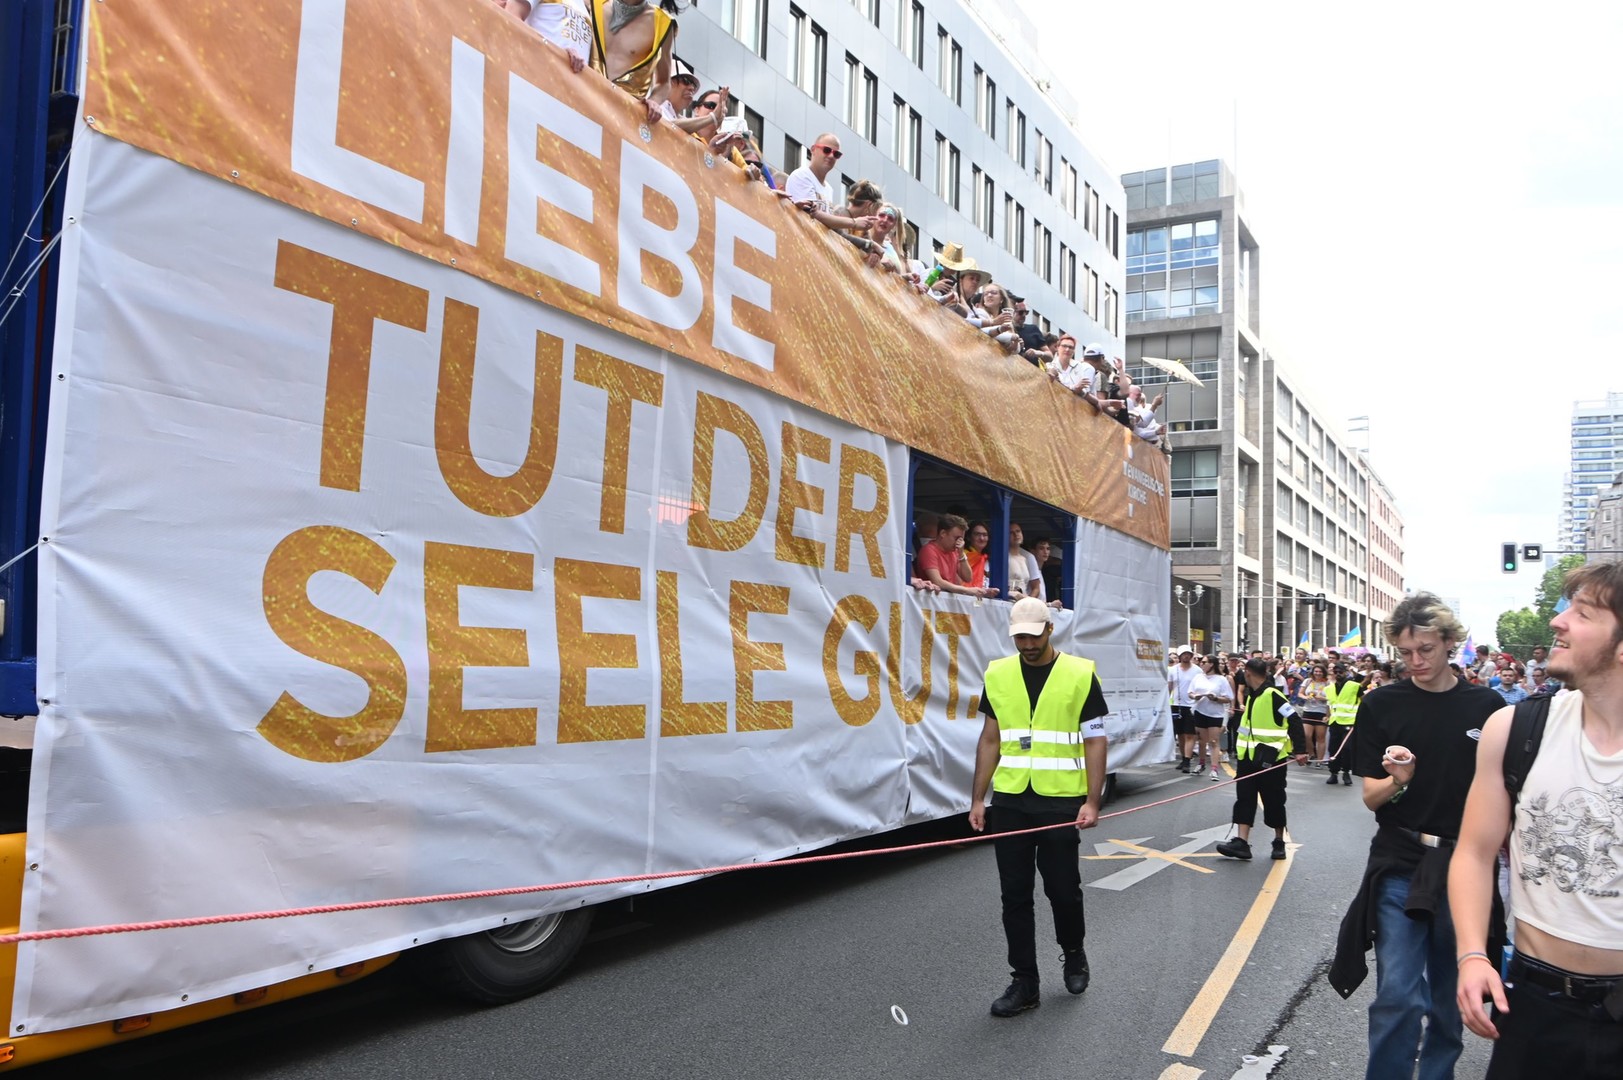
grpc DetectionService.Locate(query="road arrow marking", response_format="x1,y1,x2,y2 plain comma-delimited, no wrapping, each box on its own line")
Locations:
1089,837,1152,857
1086,824,1233,891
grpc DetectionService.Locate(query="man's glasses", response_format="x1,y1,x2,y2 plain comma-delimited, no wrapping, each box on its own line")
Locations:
814,145,843,160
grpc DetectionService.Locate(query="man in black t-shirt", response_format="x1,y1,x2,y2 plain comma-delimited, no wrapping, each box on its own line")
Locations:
1339,592,1503,1080
969,598,1109,1018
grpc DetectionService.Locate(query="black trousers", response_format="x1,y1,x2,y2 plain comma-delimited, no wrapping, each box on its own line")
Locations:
1225,710,1242,754
989,804,1084,982
1230,748,1286,829
1486,956,1623,1079
1326,724,1356,776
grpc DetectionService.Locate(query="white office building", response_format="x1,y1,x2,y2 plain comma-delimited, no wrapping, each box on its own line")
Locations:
675,0,1124,347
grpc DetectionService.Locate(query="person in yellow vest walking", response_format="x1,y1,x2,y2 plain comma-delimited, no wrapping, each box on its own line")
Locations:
1217,657,1308,861
1325,664,1363,786
969,597,1109,1017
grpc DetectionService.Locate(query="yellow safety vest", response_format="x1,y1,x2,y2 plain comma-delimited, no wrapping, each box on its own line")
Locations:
1328,679,1361,726
985,653,1098,798
1237,685,1293,761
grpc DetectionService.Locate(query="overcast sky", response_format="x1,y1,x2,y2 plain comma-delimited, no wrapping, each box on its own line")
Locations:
1022,0,1617,641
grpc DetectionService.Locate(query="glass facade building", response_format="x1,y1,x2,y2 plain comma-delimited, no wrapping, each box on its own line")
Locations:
1125,160,1404,654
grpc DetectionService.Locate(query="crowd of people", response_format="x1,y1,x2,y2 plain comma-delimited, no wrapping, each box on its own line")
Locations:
911,510,1065,608
490,0,1165,445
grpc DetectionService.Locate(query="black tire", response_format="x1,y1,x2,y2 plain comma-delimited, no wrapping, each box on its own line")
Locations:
1099,772,1119,806
416,908,594,1005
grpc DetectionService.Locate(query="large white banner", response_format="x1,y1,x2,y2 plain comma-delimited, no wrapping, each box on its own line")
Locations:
17,133,1170,1032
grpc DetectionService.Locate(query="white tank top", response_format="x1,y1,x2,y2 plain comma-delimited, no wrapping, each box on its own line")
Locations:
1508,690,1623,950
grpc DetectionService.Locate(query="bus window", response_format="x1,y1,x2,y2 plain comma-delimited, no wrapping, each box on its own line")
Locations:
908,454,1078,608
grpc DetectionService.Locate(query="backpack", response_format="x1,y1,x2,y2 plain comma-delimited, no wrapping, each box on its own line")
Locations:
1501,694,1553,813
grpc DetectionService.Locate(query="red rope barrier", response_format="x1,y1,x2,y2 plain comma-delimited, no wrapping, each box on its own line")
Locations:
0,735,1353,946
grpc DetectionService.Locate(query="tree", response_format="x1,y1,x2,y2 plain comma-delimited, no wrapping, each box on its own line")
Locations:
1495,607,1551,657
1534,554,1585,622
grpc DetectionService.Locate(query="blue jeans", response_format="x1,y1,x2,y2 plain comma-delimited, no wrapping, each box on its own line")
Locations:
1365,872,1463,1080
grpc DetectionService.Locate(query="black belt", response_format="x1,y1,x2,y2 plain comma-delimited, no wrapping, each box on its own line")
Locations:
1509,953,1623,1003
1394,827,1454,849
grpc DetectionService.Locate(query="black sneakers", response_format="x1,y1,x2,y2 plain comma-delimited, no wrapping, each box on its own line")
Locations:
1271,838,1287,860
1342,773,1353,786
1177,757,1191,773
990,978,1040,1017
1216,837,1252,860
1326,773,1340,785
1062,950,1090,995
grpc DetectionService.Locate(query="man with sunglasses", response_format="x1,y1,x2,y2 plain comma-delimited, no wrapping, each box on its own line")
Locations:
783,134,879,234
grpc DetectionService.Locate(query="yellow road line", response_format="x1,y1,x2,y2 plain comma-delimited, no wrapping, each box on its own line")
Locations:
1162,840,1300,1057
1157,1065,1205,1079
1095,839,1215,874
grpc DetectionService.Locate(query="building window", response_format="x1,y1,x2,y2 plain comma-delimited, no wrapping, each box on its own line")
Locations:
1088,187,1101,239
1172,449,1220,497
790,7,827,104
904,1,925,67
1034,222,1052,282
1126,219,1220,321
843,53,860,131
972,166,988,234
1062,161,1077,217
981,171,995,239
862,68,878,143
1172,496,1219,548
1008,103,1026,166
783,134,804,173
1062,247,1076,302
937,136,961,210
851,0,879,26
1085,266,1098,319
717,0,768,58
1129,330,1220,432
939,32,962,104
1107,208,1120,257
1005,200,1024,260
1170,159,1221,203
974,67,996,137
1103,285,1118,336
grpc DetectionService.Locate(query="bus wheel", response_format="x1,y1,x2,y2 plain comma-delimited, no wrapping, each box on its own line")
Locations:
1099,773,1119,806
419,908,594,1004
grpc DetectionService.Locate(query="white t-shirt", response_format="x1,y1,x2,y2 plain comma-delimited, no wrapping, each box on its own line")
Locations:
524,0,593,65
784,166,834,212
1190,671,1231,720
1168,663,1199,707
1055,360,1095,395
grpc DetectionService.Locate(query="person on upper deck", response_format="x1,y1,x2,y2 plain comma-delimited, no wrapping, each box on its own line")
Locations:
587,0,682,125
501,0,596,73
783,135,880,235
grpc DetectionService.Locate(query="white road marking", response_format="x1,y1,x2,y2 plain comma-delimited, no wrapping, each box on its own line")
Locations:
1086,825,1233,891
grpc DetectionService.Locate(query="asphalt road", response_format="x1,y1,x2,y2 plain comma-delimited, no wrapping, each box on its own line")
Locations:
35,764,1495,1079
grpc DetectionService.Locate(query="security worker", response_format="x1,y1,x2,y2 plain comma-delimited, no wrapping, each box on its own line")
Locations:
1325,665,1362,786
969,597,1109,1017
1217,657,1307,861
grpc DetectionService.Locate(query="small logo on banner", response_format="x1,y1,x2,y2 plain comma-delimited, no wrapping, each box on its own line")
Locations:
1467,729,1483,741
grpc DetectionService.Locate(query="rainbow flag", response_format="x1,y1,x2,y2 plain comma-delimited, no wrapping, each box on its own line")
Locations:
1338,626,1363,648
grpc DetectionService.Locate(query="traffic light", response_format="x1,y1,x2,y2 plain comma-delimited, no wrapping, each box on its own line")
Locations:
1314,593,1327,613
1501,542,1518,573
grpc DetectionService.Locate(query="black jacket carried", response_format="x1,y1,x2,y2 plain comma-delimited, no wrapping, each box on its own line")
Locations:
1328,825,1504,998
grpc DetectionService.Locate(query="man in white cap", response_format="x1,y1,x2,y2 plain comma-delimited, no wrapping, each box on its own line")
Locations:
969,597,1110,1017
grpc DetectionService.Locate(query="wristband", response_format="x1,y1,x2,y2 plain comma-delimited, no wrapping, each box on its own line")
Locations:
1388,782,1407,804
1457,952,1490,968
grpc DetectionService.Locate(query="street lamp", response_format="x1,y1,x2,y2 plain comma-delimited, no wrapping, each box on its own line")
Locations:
1173,584,1204,648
